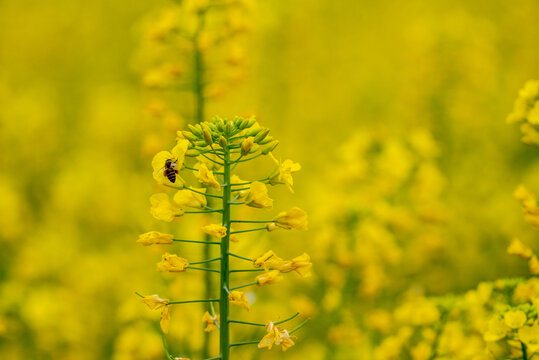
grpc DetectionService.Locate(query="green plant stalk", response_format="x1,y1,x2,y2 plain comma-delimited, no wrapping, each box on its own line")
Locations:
192,10,213,359
220,143,232,360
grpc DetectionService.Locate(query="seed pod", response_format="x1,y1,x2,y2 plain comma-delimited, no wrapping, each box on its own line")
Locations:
219,136,227,148
261,140,279,154
254,128,270,144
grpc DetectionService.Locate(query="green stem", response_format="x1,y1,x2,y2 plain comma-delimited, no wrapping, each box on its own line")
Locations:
230,340,259,347
289,318,310,334
230,227,267,234
189,267,221,273
522,342,528,360
230,220,272,223
184,209,223,214
231,187,250,192
200,152,225,166
190,257,221,265
169,299,219,305
173,239,220,245
186,186,223,199
210,144,226,161
219,141,232,360
229,319,265,327
234,153,264,163
274,312,300,325
228,312,299,327
230,281,258,291
162,335,174,360
228,252,252,262
192,7,212,359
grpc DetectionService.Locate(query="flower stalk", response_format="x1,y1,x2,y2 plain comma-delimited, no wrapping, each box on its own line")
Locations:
139,116,310,358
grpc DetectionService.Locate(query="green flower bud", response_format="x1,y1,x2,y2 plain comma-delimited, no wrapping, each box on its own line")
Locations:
258,135,274,145
261,140,279,154
246,117,256,128
185,148,200,157
237,118,248,129
246,127,263,137
254,128,270,144
219,136,227,148
202,124,213,145
182,131,199,143
188,124,203,137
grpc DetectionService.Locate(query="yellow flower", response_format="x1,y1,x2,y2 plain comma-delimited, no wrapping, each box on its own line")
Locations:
150,193,183,222
253,251,312,278
137,231,174,246
194,162,220,189
504,310,527,329
507,238,533,259
521,123,539,145
284,253,312,277
173,188,207,209
151,140,189,185
483,318,508,342
202,311,219,332
160,305,171,334
270,207,308,231
157,253,189,272
268,153,301,192
256,270,283,286
245,181,273,209
258,322,279,350
202,224,227,238
231,174,250,199
530,256,539,275
141,294,169,310
241,136,255,155
258,322,295,351
518,323,539,352
253,250,277,268
229,290,249,311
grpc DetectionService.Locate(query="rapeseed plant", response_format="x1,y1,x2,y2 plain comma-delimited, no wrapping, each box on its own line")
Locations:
372,80,539,360
135,2,252,356
138,116,310,359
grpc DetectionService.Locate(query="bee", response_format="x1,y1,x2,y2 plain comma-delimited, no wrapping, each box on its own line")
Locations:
159,158,179,183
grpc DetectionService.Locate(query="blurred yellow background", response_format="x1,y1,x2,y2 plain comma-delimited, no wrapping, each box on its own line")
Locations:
1,0,539,359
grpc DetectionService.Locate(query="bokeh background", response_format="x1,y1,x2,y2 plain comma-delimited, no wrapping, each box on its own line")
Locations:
1,0,539,359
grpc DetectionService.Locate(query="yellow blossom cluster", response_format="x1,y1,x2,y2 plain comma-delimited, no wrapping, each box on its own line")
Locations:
137,116,310,359
507,80,539,145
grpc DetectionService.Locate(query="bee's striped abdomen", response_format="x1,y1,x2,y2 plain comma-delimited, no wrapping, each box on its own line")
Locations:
164,169,176,183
